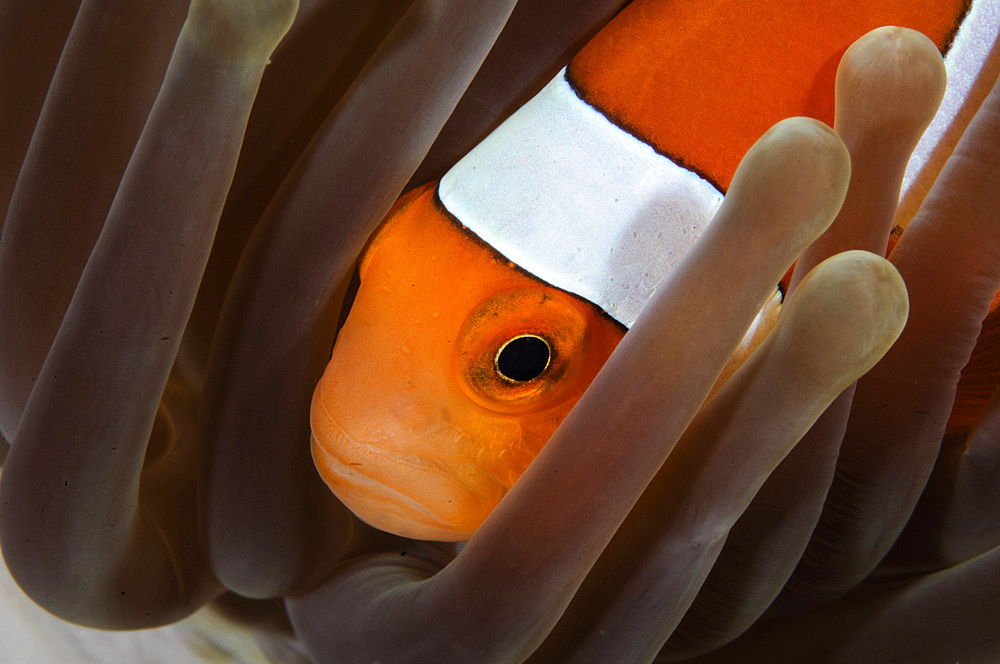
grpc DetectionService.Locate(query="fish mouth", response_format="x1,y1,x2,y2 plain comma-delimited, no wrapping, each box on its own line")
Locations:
310,397,511,541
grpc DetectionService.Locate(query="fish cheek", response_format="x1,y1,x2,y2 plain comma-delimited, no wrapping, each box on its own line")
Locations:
309,286,488,540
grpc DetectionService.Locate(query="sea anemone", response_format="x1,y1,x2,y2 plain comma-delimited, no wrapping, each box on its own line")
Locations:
1,1,998,662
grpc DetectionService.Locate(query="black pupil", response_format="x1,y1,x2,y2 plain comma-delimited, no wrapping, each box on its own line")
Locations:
496,336,550,382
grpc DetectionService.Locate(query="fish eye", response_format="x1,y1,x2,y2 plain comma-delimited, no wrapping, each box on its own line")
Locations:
454,286,594,413
495,334,551,383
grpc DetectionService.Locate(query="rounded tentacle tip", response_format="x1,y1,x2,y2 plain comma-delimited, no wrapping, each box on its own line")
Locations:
778,249,909,385
725,116,851,251
836,26,947,145
187,0,299,59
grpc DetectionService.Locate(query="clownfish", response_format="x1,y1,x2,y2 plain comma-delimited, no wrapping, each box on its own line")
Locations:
311,0,998,541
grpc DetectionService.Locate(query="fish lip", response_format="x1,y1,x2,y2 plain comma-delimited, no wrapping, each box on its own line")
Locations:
316,398,511,491
311,402,511,537
311,437,468,538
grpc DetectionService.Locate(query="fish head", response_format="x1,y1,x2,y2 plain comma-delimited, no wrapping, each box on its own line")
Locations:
311,184,623,540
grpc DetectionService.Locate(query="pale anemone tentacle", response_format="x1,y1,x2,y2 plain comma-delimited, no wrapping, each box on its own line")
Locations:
790,27,949,290
178,0,425,376
0,0,190,441
895,0,1000,230
881,48,1000,573
662,25,949,657
776,53,1000,613
930,382,1000,564
689,536,1000,663
0,0,83,221
0,0,299,628
531,250,908,664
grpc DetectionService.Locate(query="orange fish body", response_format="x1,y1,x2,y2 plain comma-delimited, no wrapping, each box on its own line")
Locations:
312,0,995,541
